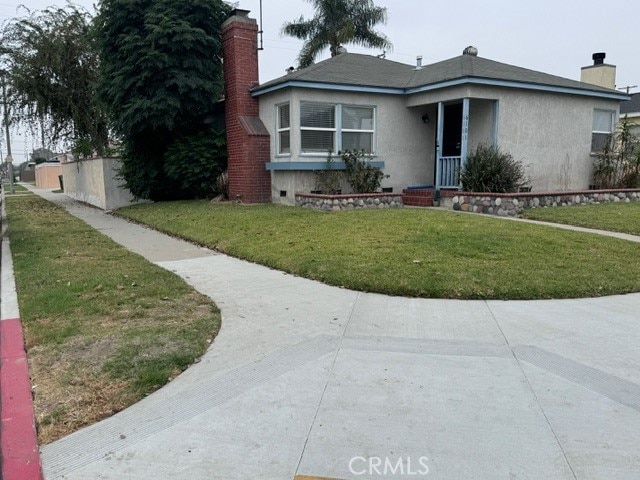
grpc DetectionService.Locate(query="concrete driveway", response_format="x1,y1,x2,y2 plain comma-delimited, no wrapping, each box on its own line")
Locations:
32,190,640,480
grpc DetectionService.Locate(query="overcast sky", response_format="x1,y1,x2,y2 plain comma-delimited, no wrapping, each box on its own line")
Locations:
1,0,638,164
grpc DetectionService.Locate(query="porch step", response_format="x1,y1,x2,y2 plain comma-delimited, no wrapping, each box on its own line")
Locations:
402,188,434,198
402,195,434,207
402,188,434,207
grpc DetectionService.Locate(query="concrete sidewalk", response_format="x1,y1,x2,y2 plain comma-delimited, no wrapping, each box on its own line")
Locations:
21,189,640,479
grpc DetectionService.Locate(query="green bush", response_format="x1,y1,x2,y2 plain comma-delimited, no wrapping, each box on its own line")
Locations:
342,150,386,193
461,144,527,193
314,151,343,194
593,117,640,189
163,129,227,199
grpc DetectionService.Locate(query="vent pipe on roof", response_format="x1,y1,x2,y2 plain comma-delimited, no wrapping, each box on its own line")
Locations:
415,55,423,70
463,46,478,56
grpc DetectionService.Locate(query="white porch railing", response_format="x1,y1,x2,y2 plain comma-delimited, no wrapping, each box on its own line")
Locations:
438,156,462,188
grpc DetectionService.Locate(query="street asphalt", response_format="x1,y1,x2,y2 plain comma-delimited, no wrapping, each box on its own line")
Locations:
20,188,640,479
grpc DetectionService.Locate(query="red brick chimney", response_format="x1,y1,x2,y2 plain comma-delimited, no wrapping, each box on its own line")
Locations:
222,9,271,203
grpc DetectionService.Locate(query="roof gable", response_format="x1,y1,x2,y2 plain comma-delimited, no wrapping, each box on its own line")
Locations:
253,52,628,101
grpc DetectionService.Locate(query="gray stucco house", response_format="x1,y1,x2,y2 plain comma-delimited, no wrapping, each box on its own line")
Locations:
251,48,628,203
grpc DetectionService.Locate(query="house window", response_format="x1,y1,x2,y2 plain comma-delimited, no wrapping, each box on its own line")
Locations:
300,102,376,154
592,109,615,153
277,103,290,155
301,102,336,153
342,106,375,152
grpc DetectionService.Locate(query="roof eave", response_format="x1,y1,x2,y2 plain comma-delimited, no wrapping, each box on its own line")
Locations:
251,80,405,97
406,77,630,100
252,76,631,101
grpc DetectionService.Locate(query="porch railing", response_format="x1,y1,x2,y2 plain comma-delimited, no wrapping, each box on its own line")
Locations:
438,156,462,188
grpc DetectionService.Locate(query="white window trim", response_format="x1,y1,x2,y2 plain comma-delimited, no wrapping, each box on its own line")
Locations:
299,102,377,156
591,109,616,154
300,101,337,154
276,103,291,157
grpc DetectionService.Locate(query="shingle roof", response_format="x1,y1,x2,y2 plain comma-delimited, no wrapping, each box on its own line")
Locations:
620,93,640,114
253,52,625,98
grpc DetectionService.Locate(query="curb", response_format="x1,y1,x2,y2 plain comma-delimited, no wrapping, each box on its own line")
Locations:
1,191,44,480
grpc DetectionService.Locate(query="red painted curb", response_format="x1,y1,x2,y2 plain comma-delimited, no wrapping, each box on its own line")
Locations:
1,319,44,480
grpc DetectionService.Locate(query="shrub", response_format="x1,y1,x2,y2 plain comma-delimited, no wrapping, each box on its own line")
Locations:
314,151,343,194
342,150,387,193
163,129,227,199
461,144,527,193
593,117,640,189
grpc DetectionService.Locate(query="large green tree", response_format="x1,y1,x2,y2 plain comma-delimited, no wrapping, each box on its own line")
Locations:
1,5,108,155
282,0,392,68
96,0,231,200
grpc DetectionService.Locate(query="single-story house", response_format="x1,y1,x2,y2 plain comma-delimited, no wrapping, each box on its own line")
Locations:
620,92,640,136
222,9,630,204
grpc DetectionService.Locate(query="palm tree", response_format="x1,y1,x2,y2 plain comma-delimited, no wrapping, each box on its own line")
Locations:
282,0,392,69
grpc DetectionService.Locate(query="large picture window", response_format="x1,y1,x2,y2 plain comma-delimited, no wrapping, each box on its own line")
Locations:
299,102,375,154
592,109,615,153
277,103,290,155
300,102,336,153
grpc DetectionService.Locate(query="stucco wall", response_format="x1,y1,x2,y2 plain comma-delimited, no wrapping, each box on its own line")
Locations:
409,85,620,191
35,163,63,189
259,89,433,203
61,157,142,210
490,88,619,191
260,84,620,198
468,99,496,148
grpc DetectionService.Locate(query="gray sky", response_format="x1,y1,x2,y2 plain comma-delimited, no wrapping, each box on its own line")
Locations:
1,0,638,164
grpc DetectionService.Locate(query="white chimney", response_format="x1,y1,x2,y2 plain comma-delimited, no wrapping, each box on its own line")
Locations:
581,52,616,89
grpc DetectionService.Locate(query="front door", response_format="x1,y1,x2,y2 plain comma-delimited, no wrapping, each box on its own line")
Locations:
436,99,469,189
442,103,462,157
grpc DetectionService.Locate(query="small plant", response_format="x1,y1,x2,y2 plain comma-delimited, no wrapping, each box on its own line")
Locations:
593,117,640,189
342,149,387,193
314,150,343,194
460,144,527,193
71,137,94,161
215,170,229,199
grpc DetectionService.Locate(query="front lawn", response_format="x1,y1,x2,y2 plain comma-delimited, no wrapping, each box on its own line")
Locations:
118,202,640,300
522,202,640,236
6,196,221,443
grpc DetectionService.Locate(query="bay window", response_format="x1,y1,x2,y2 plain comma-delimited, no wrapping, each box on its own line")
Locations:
299,102,375,154
277,103,290,155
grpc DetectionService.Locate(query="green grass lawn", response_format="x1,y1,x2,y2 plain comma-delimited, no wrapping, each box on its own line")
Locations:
118,202,640,300
522,202,640,236
6,196,220,443
3,183,29,193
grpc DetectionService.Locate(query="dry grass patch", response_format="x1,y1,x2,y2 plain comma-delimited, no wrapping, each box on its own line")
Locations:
6,196,220,443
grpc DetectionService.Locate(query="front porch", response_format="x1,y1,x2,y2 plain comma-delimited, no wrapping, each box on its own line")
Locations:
416,97,500,190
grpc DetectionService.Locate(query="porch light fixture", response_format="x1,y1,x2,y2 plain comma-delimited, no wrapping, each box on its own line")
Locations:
421,114,430,124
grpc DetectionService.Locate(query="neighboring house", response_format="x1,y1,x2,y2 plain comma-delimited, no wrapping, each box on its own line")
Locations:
222,9,629,204
620,92,640,136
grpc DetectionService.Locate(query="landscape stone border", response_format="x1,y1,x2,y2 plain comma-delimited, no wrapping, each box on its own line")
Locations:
296,193,403,211
440,189,640,216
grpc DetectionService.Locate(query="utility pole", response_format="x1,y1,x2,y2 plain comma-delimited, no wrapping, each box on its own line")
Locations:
1,72,13,194
618,85,638,94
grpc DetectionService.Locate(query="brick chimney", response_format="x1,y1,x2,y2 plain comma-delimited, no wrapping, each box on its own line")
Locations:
222,9,271,203
580,52,616,90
